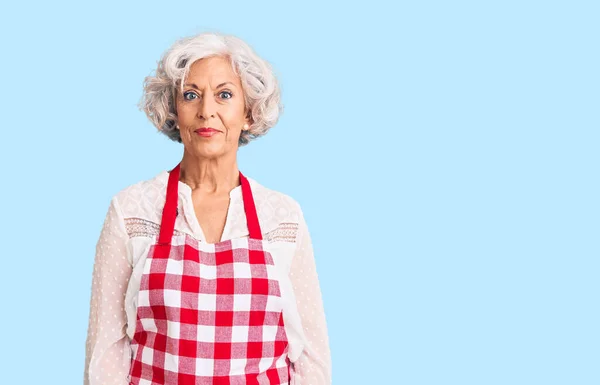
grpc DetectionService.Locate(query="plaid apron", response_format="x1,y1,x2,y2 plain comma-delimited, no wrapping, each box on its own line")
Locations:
128,163,291,384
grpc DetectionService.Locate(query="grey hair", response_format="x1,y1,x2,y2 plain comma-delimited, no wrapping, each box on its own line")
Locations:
138,32,283,146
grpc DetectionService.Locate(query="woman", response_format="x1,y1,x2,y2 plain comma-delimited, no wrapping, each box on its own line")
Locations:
84,32,331,385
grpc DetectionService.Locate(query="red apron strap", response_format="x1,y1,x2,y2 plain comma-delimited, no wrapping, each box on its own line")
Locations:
158,162,180,245
239,171,262,240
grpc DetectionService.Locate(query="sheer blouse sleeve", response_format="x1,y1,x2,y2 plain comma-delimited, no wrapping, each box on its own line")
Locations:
84,197,132,385
290,208,332,384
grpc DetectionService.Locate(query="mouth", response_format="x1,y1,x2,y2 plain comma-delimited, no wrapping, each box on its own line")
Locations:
194,127,222,137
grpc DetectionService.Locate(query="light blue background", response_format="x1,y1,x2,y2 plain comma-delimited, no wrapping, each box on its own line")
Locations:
0,1,598,384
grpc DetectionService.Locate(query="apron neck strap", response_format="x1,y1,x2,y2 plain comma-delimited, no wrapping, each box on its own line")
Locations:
158,163,263,244
240,171,262,240
158,163,181,245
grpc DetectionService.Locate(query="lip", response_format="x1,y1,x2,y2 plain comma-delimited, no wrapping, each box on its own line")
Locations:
194,127,221,137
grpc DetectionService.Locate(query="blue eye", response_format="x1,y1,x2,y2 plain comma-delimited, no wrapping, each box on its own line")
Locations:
183,91,197,100
220,91,233,99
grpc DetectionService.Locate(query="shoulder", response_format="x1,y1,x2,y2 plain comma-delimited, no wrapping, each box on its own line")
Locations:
246,176,305,226
111,170,168,220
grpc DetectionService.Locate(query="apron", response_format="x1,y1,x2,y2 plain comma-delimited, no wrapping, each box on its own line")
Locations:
128,162,291,385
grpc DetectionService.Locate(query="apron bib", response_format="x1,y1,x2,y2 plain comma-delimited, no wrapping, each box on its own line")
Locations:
128,163,290,384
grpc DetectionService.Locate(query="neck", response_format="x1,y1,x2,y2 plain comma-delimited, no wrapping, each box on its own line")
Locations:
178,150,240,195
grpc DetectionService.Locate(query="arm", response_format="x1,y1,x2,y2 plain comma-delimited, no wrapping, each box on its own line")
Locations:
84,197,132,385
290,208,332,384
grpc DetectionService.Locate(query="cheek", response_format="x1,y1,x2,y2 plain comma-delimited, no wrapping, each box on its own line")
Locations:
223,103,246,123
176,103,195,120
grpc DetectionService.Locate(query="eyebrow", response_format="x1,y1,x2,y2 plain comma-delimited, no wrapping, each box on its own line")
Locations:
184,82,236,90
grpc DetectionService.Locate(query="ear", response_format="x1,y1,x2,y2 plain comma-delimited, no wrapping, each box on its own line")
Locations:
244,110,254,127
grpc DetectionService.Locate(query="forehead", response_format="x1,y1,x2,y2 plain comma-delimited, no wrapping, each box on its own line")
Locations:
186,56,239,84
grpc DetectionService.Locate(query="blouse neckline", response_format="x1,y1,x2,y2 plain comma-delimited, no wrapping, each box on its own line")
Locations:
157,170,245,199
155,170,256,242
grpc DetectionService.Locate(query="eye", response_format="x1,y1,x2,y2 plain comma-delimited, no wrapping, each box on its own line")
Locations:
183,91,197,101
219,90,233,99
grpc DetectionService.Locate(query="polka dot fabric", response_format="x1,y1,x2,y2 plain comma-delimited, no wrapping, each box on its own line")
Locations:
289,212,332,384
84,170,331,385
84,197,133,385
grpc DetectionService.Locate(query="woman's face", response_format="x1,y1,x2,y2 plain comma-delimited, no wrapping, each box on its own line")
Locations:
175,56,250,159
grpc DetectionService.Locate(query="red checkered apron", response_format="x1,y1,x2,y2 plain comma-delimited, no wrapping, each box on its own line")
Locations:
128,163,291,384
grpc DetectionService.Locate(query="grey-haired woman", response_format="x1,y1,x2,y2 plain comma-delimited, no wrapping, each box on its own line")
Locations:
84,31,331,385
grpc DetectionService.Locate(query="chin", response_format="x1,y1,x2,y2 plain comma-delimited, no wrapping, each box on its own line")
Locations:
188,142,227,158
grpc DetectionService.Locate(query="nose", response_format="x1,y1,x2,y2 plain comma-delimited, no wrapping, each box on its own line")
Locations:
197,93,216,120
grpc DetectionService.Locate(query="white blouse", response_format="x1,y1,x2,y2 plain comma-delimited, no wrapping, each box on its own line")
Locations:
84,170,331,385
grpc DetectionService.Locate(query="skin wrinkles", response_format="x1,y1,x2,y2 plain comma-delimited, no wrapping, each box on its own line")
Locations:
172,55,253,243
